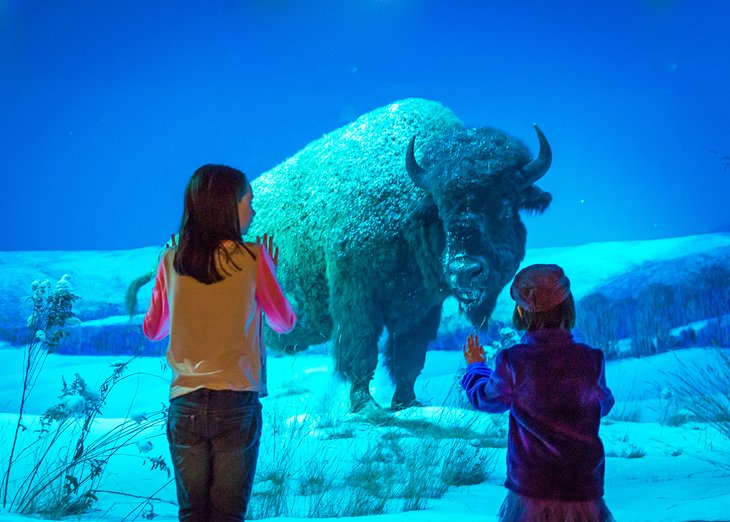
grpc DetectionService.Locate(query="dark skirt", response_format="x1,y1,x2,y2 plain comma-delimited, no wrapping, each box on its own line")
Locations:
498,490,616,522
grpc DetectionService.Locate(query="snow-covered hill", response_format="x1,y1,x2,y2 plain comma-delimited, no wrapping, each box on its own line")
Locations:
1,233,728,357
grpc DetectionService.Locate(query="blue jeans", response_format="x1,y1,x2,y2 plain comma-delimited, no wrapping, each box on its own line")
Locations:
167,389,262,522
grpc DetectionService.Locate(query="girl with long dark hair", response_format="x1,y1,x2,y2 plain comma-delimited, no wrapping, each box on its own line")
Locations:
143,164,296,521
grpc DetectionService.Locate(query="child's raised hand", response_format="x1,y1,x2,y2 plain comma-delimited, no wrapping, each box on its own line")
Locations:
463,333,486,365
256,233,279,267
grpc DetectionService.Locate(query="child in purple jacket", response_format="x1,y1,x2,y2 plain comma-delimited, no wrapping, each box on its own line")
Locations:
462,264,615,522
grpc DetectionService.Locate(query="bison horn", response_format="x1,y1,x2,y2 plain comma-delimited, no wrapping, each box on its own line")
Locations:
522,125,552,186
406,135,427,188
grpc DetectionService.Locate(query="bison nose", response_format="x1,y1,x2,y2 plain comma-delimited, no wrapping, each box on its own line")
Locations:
447,257,484,286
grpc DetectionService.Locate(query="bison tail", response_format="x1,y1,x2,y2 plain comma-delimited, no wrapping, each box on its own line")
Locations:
125,269,156,318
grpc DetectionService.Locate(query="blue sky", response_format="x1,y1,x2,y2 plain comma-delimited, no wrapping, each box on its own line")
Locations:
1,0,728,251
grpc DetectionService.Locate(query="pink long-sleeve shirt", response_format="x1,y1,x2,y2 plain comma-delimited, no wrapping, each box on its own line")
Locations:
143,241,296,400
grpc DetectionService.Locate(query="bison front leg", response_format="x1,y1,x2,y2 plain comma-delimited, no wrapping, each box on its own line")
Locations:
332,322,383,412
384,305,442,411
327,248,385,412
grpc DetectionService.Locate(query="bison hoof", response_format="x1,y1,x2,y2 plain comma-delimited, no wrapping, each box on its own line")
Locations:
390,397,423,411
283,343,308,355
350,386,378,413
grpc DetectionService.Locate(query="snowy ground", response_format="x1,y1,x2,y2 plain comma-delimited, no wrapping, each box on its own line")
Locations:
0,342,729,522
1,232,728,520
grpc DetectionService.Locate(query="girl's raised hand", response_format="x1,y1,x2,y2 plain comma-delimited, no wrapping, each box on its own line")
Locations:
256,233,279,267
463,333,486,364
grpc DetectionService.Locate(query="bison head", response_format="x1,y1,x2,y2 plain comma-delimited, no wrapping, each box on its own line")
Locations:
406,126,552,326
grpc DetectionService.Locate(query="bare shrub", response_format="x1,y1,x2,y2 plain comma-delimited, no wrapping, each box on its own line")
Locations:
440,437,498,486
2,276,79,508
246,402,504,519
672,349,730,440
632,283,676,356
2,276,169,517
577,293,621,357
8,363,167,516
694,263,730,346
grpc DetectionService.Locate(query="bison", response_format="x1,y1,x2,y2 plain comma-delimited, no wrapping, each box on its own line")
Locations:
128,99,552,412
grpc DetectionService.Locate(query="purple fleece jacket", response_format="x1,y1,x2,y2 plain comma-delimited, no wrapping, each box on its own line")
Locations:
462,328,614,501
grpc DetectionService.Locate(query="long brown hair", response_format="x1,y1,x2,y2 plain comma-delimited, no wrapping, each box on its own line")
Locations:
173,164,254,284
